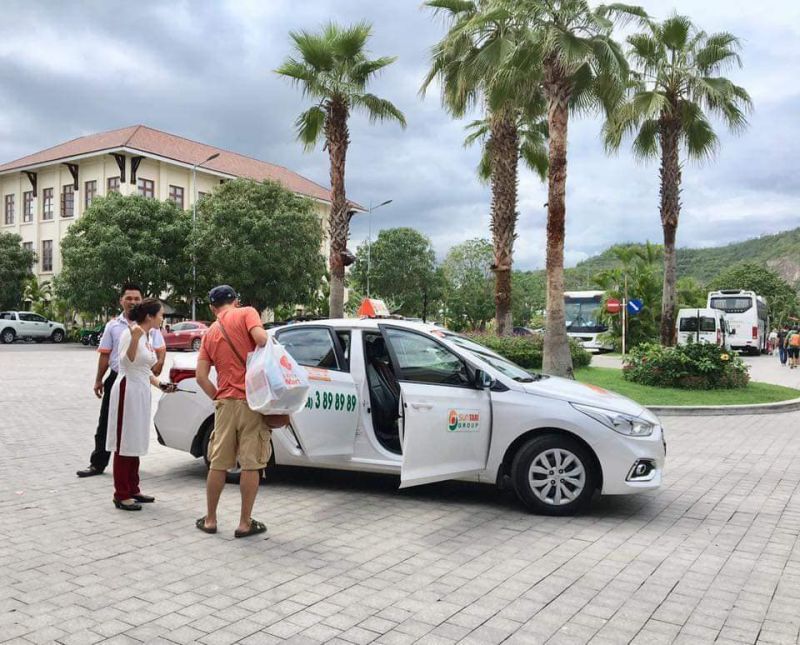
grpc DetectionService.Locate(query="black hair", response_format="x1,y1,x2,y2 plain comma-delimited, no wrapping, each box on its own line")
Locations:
129,298,162,323
120,282,143,298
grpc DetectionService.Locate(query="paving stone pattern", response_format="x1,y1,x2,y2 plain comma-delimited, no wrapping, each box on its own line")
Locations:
1,345,799,644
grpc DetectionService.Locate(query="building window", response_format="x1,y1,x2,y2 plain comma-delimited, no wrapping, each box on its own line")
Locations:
107,177,120,194
61,185,74,218
4,194,15,225
23,191,34,223
85,180,97,208
168,185,184,208
23,241,33,253
137,178,155,199
42,240,53,272
42,188,53,220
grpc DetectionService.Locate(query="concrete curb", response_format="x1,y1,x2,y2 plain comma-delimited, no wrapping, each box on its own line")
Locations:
648,396,800,417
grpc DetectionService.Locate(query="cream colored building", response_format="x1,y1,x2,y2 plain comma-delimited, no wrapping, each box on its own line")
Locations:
0,125,352,281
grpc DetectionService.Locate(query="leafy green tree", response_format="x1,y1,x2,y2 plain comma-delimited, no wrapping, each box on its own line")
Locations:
193,179,326,313
350,228,438,318
604,14,752,345
276,21,406,318
511,271,546,327
0,233,36,309
708,262,799,327
676,276,706,308
423,0,548,336
56,194,189,316
441,239,495,331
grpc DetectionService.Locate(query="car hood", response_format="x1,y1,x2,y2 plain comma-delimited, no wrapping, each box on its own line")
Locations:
521,375,653,419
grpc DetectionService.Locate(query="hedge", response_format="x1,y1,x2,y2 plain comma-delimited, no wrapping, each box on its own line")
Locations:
464,333,592,370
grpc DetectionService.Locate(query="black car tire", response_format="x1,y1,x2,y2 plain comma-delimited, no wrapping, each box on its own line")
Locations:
51,330,65,343
511,433,597,516
1,328,15,344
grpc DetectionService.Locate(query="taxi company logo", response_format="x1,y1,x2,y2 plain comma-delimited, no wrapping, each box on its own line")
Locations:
447,409,480,432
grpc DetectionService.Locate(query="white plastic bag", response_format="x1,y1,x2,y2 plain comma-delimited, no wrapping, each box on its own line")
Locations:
245,339,309,415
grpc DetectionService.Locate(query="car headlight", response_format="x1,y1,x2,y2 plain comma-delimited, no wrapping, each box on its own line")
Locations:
571,403,655,437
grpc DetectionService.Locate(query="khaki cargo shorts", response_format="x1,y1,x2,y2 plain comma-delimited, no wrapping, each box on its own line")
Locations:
208,399,272,471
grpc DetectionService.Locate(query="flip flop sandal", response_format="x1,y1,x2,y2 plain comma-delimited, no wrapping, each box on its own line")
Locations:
234,519,267,538
196,517,217,534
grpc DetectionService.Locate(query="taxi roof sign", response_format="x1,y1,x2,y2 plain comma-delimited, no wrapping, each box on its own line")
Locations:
357,298,391,318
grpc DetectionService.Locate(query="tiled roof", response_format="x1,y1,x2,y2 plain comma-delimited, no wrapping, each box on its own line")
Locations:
0,125,340,205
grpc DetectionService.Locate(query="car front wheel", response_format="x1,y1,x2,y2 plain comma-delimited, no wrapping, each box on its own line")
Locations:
51,330,65,343
1,328,15,344
511,433,597,516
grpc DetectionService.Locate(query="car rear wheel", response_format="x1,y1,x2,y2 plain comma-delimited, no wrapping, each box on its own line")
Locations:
511,433,597,516
1,328,15,344
51,330,65,343
191,338,202,351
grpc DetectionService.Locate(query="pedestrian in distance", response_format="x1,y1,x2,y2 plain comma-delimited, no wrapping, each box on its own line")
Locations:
768,328,778,355
777,327,788,366
195,285,289,538
77,283,166,478
788,327,800,369
106,298,177,510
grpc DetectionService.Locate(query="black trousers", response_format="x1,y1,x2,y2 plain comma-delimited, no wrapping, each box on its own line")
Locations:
90,370,117,471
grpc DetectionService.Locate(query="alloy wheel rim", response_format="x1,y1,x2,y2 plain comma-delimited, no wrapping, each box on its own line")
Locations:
528,448,586,506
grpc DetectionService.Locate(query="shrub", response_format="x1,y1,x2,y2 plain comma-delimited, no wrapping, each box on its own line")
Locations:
464,333,592,370
623,342,749,389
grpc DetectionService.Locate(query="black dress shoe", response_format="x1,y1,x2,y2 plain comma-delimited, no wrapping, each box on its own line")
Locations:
133,494,155,503
76,466,104,478
113,499,142,511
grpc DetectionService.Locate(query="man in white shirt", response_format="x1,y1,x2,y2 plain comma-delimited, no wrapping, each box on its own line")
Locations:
77,284,166,478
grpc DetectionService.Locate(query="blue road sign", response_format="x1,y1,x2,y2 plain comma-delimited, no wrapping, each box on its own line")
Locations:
627,299,644,315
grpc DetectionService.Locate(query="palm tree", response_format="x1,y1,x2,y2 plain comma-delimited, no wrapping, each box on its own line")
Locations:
506,0,647,377
422,0,548,336
604,14,751,345
276,22,406,318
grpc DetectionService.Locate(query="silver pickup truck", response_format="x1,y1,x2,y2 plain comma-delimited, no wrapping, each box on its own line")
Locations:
0,311,66,344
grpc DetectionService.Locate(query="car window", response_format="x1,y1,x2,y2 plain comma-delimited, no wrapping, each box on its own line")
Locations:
170,323,189,332
277,327,340,370
336,330,351,369
384,328,470,387
0,312,13,320
445,335,537,382
679,316,716,332
32,314,47,323
18,313,38,322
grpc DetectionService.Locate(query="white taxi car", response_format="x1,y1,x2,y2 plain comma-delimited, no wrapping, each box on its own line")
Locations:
154,319,665,515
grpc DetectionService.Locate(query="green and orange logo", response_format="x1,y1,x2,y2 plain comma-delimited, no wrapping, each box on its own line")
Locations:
447,409,480,432
448,410,459,431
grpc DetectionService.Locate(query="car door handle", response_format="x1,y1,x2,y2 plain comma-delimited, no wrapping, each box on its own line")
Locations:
410,402,433,410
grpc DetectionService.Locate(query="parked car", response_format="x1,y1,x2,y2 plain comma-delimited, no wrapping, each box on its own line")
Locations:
162,321,209,352
676,308,732,351
0,311,66,344
154,319,665,515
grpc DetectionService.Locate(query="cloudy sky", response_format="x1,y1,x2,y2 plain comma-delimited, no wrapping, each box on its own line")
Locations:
1,0,797,269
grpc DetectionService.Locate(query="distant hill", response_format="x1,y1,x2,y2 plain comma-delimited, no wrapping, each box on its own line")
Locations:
564,227,800,289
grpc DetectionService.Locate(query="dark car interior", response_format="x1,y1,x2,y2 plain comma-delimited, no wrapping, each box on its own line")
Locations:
364,332,402,454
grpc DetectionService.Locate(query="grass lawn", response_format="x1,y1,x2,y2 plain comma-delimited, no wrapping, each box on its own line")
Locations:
574,367,800,406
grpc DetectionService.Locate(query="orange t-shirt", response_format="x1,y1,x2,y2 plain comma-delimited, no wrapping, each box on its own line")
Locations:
198,306,262,400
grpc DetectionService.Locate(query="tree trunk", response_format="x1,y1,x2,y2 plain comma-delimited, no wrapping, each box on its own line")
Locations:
659,120,681,346
542,72,574,378
488,112,519,337
326,99,350,319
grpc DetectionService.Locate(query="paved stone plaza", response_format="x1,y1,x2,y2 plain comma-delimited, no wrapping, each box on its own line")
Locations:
2,345,799,644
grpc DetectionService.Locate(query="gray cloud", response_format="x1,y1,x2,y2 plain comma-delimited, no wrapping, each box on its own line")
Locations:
0,0,797,270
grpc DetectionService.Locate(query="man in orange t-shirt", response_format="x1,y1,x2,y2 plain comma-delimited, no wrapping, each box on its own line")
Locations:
195,285,288,538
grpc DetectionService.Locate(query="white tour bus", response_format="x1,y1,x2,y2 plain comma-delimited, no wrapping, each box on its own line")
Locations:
707,289,768,355
564,291,612,352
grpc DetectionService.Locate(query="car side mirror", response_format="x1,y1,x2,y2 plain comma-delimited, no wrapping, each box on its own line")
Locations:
474,369,495,390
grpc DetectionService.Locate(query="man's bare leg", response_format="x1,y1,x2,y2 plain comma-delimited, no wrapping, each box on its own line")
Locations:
205,469,227,530
238,470,260,532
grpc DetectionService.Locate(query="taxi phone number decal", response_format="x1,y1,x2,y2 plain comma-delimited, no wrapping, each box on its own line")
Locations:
304,390,358,412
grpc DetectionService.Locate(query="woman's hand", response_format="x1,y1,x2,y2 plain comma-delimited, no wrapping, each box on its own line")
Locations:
130,323,145,339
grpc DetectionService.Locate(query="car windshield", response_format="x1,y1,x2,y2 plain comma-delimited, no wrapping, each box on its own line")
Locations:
564,296,606,332
443,334,541,382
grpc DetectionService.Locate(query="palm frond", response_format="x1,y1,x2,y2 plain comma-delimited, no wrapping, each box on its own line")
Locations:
519,128,548,181
351,93,407,127
424,0,477,17
680,102,719,161
660,14,692,51
350,56,399,86
289,29,335,71
294,106,327,151
328,21,371,60
595,3,651,29
631,119,659,160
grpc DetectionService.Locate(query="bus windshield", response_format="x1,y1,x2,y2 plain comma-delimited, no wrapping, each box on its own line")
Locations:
709,296,752,314
564,297,606,333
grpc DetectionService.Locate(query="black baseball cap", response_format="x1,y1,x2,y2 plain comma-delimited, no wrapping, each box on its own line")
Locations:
208,285,237,305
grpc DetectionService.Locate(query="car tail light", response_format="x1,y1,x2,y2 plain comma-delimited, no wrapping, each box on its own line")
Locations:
717,329,722,345
752,326,758,339
170,367,196,385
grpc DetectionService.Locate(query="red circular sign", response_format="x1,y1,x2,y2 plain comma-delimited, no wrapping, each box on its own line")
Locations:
606,298,621,314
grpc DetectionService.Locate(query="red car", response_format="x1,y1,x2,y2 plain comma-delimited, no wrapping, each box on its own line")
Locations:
163,321,209,351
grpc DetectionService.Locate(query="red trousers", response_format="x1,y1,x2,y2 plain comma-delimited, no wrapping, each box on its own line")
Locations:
113,377,140,501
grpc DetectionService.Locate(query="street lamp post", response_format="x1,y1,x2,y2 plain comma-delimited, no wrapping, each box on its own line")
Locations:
191,152,220,320
366,199,392,298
